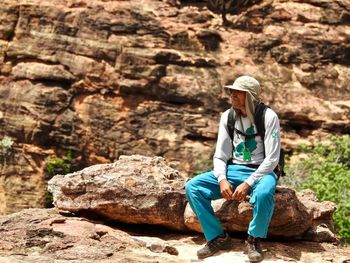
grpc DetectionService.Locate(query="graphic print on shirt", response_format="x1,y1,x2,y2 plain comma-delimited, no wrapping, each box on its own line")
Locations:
234,125,257,161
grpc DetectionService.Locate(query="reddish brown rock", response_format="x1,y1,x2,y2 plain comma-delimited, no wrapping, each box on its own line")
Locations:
49,155,337,241
12,62,76,82
0,208,143,262
184,186,337,241
48,155,188,230
0,207,349,262
0,0,349,215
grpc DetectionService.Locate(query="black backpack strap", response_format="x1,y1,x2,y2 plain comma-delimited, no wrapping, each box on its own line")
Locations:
234,127,259,139
227,108,235,165
227,107,235,142
254,102,268,140
254,102,269,157
254,102,285,178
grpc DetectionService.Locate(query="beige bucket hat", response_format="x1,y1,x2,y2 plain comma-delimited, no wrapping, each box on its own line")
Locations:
225,75,261,100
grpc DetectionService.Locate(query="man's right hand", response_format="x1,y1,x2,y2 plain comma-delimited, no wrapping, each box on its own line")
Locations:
219,179,233,200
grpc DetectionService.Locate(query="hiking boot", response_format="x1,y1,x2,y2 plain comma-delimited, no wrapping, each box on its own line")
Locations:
197,232,233,259
245,236,264,262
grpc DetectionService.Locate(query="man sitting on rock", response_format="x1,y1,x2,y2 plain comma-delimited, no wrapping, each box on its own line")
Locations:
185,75,281,262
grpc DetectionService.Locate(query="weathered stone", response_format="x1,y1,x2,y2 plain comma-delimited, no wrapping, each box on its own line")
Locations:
245,2,350,65
0,79,71,145
169,31,199,51
48,155,187,230
178,7,214,24
0,0,349,216
0,208,145,262
184,186,335,239
55,51,107,79
0,207,349,262
131,236,179,255
0,40,7,65
12,62,76,82
49,155,337,241
303,224,338,243
48,95,217,172
157,65,221,104
0,1,19,40
196,29,223,51
0,143,52,216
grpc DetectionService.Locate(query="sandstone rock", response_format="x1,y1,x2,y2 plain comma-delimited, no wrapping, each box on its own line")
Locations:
0,79,71,145
196,29,223,51
48,155,187,230
0,208,145,262
0,0,349,215
0,143,53,215
131,236,179,255
12,62,76,82
184,186,336,239
0,1,18,40
1,207,348,263
0,40,7,65
49,155,337,241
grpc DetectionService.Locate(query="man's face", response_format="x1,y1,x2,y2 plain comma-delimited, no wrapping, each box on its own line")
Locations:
230,89,246,110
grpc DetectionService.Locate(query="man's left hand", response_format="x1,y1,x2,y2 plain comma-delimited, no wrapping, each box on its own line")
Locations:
232,182,251,202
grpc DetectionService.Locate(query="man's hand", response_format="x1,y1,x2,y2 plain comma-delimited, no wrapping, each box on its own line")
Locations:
232,182,251,202
219,179,233,200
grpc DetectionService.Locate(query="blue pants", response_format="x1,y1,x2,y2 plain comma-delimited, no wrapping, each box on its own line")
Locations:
185,165,277,241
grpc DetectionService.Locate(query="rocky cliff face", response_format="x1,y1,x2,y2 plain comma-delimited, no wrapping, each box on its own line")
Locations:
0,0,349,214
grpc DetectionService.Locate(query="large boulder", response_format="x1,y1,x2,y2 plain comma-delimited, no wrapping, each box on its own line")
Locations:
48,155,187,230
48,155,338,242
184,187,337,241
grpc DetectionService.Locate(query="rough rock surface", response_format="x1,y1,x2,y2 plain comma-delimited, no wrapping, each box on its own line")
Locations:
48,155,187,230
185,187,338,242
48,155,337,241
0,208,176,263
0,0,349,213
1,208,350,263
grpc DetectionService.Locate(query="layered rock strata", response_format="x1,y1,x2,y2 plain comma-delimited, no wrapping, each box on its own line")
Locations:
0,0,349,214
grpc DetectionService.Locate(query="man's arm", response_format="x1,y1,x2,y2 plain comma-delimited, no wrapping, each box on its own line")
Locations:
244,109,281,187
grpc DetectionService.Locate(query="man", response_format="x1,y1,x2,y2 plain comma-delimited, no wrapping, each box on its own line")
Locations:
185,75,280,262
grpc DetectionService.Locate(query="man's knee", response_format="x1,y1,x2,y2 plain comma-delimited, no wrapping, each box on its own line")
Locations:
185,179,195,197
255,190,274,204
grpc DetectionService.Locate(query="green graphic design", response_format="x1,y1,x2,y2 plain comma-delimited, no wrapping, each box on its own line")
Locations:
272,131,279,138
234,126,257,159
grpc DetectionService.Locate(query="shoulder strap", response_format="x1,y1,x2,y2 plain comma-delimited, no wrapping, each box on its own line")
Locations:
254,102,269,141
227,108,235,142
254,102,269,157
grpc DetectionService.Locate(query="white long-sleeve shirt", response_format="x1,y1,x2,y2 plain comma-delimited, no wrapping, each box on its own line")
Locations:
213,108,281,186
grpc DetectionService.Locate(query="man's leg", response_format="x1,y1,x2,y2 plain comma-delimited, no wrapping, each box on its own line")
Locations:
185,165,252,240
185,171,233,258
185,171,224,241
248,172,277,238
246,172,277,262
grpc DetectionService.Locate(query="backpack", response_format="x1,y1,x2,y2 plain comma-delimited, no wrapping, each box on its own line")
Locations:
227,102,286,178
